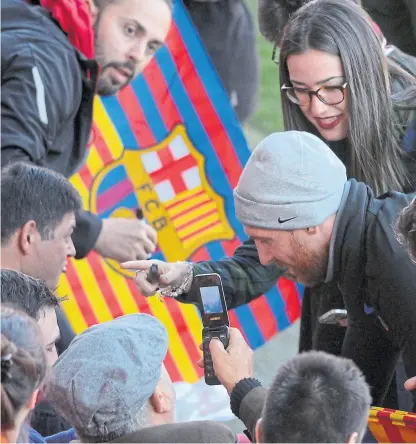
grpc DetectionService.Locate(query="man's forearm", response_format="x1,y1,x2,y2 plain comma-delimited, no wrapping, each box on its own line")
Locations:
72,210,103,259
177,238,282,308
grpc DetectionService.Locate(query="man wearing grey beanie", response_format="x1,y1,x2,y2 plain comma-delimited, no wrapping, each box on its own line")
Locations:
46,313,236,443
232,130,416,412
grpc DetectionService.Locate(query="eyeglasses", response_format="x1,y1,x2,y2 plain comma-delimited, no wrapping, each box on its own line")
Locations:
281,82,348,106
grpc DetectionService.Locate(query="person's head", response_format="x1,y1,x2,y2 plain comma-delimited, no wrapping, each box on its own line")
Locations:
258,0,364,45
1,305,48,443
90,0,172,95
1,162,81,290
258,0,307,44
0,270,61,366
256,351,372,443
395,197,416,264
47,314,173,443
277,0,413,196
234,131,347,287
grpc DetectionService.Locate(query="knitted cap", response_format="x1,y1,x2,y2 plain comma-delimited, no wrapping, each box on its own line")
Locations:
234,131,347,229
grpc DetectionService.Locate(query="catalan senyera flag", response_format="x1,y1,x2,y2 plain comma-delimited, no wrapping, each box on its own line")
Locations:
58,0,303,384
368,407,416,443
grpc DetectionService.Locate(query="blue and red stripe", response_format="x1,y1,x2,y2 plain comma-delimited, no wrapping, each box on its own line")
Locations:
95,0,302,350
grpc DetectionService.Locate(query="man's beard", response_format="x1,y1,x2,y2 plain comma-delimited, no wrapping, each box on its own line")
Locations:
285,237,329,287
96,60,135,95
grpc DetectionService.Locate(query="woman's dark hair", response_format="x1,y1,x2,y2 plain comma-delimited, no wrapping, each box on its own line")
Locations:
1,305,47,433
279,0,416,196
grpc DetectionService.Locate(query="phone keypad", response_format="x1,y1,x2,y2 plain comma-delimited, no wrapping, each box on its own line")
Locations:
202,327,229,385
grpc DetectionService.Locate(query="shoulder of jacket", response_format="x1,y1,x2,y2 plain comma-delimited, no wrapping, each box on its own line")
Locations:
2,0,75,57
367,196,384,217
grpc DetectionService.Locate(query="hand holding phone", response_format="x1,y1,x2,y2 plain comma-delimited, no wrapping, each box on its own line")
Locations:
206,328,254,395
194,273,230,385
318,309,348,326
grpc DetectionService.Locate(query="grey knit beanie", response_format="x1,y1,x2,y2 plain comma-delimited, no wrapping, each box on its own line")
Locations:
234,131,347,230
47,314,168,443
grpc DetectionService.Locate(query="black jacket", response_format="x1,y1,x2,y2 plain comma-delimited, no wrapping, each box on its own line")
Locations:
1,0,101,258
331,179,416,410
362,0,416,57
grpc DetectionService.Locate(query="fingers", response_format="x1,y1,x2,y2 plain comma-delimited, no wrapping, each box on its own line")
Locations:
144,223,158,244
134,223,156,256
228,327,244,343
132,245,149,260
404,376,416,391
120,260,154,271
121,260,174,297
209,338,226,356
159,267,179,286
138,236,156,256
158,262,190,287
207,329,244,356
137,225,157,255
136,275,159,296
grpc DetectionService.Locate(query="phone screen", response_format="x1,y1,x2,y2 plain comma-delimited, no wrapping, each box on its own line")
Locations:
200,286,223,314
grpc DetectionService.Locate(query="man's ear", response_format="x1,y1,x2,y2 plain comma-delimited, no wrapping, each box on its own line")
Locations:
255,417,263,443
347,432,359,444
305,226,318,235
150,384,173,414
18,220,38,255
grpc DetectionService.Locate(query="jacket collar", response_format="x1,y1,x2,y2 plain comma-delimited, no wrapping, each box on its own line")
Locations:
38,0,94,59
331,179,371,297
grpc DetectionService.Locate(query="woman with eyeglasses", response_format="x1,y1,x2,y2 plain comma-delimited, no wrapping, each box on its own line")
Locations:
126,0,416,410
277,4,415,197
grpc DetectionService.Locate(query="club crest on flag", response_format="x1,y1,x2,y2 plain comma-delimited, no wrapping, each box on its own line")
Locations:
90,124,234,277
58,0,303,387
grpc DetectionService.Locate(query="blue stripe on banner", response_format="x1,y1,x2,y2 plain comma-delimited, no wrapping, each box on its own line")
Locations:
296,283,305,301
150,250,166,262
172,0,250,168
234,304,265,349
265,287,290,331
133,75,169,142
100,96,139,148
204,241,226,262
146,50,246,243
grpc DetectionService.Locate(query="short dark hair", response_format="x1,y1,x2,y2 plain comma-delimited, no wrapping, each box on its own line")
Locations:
395,197,416,263
0,270,60,320
1,162,81,244
258,0,360,44
261,351,372,443
258,0,308,43
1,305,48,433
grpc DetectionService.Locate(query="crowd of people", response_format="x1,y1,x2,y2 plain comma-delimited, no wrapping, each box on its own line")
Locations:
1,0,416,442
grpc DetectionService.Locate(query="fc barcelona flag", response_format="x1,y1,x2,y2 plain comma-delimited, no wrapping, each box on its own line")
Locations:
59,0,303,384
368,407,416,443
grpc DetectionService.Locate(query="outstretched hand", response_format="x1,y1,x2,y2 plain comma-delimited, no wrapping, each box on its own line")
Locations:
121,259,191,296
